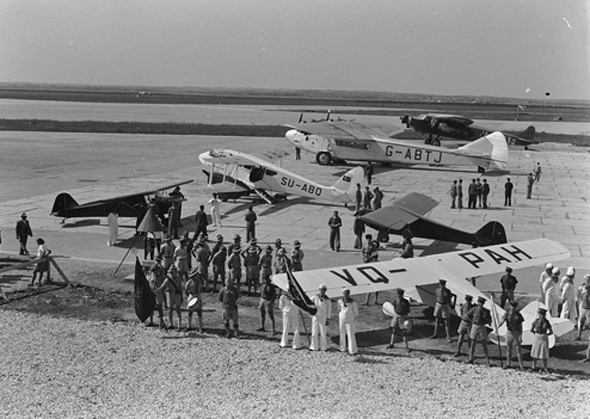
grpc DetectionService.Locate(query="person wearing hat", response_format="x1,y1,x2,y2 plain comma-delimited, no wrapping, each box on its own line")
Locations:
193,238,212,291
387,288,412,352
559,267,576,322
167,201,180,239
353,213,365,249
208,192,222,227
291,240,305,272
327,210,342,252
362,186,374,210
259,246,273,282
504,177,513,207
154,266,184,329
354,183,362,213
257,275,277,334
362,235,380,306
218,277,240,338
160,235,176,270
499,266,518,308
244,206,257,243
539,263,554,301
211,234,224,256
181,231,193,271
498,301,525,369
243,240,261,294
530,308,553,372
543,267,561,316
185,269,203,332
576,274,590,340
147,256,167,328
194,204,209,241
526,173,535,199
310,284,332,351
173,238,190,284
227,245,243,288
227,234,242,255
16,212,33,255
279,286,302,349
273,248,292,275
430,279,453,342
30,238,51,286
454,295,475,357
273,238,283,258
106,206,118,246
373,186,384,210
466,296,492,365
338,288,359,355
210,245,227,293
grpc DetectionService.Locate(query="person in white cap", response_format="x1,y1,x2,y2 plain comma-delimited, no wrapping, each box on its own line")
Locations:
576,275,590,340
539,263,553,301
107,206,118,246
310,284,332,351
338,288,359,355
208,193,222,227
542,267,561,317
560,267,576,322
279,287,302,349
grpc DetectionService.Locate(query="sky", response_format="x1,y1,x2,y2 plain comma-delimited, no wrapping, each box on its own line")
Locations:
1,0,589,100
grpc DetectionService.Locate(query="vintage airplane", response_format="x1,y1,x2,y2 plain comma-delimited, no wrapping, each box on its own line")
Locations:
50,180,193,224
285,126,509,173
198,148,365,205
359,192,507,246
400,113,535,147
272,238,574,347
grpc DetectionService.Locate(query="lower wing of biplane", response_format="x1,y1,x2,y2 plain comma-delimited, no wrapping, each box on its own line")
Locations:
360,192,507,246
198,148,365,205
272,238,573,347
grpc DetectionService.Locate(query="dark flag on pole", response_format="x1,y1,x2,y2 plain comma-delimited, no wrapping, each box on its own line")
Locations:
134,257,156,322
286,267,317,315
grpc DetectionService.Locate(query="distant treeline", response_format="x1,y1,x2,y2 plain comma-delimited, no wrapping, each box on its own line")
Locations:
0,119,288,137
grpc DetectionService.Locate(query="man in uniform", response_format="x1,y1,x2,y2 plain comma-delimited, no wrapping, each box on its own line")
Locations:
147,256,167,329
291,240,304,271
476,178,483,208
449,180,458,209
242,239,261,294
328,210,342,252
576,274,590,340
457,179,463,209
526,173,535,199
430,278,453,342
543,267,561,316
362,186,373,210
499,266,518,308
504,178,514,206
160,235,176,271
355,183,362,213
454,295,474,357
387,288,412,352
310,284,332,351
373,186,384,210
167,201,180,239
208,192,222,227
244,206,257,242
466,296,492,365
482,179,490,209
257,276,277,334
353,213,365,249
468,179,477,209
499,301,525,369
194,205,208,240
259,245,273,283
227,246,243,288
539,263,553,301
219,277,240,338
194,238,211,291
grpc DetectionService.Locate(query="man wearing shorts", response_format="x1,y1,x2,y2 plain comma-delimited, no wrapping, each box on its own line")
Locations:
454,295,474,357
387,288,412,352
430,279,453,342
467,296,492,365
499,301,525,369
219,277,240,338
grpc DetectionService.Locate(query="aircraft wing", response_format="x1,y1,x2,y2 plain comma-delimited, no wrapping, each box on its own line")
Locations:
285,121,405,140
272,239,570,301
422,113,474,126
200,149,290,166
360,193,438,231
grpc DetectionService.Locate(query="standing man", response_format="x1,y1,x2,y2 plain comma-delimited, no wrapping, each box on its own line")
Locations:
310,284,332,351
106,207,118,246
273,248,291,275
449,180,458,209
364,163,374,185
160,235,176,271
476,178,483,208
534,162,542,183
362,234,380,305
457,179,464,209
210,245,227,293
504,178,514,206
338,288,359,355
208,193,222,227
353,212,365,249
498,301,525,369
576,275,590,341
526,173,534,199
185,270,203,332
242,241,261,294
328,210,342,252
467,179,477,209
227,246,243,288
167,202,180,239
355,184,362,212
482,179,490,209
466,296,492,365
169,186,185,226
373,187,384,210
244,206,257,243
218,277,240,338
16,212,33,255
193,238,211,291
387,288,412,352
430,279,453,342
259,245,273,283
499,266,518,308
539,263,553,301
194,205,208,240
279,289,302,349
295,146,301,160
454,295,474,357
543,267,561,316
363,186,374,210
560,268,576,322
257,276,277,334
291,240,305,272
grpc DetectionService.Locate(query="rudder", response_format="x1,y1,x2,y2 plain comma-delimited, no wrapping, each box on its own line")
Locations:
474,221,507,245
51,193,79,216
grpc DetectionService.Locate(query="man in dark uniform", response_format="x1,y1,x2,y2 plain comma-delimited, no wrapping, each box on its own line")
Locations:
387,288,412,352
364,163,374,185
373,187,384,210
430,278,453,342
328,210,342,252
194,205,208,240
500,266,518,308
467,296,492,365
355,184,362,213
244,206,257,242
457,179,464,209
449,180,458,209
16,212,33,255
482,179,490,209
454,295,474,357
468,179,477,209
526,173,534,199
476,178,483,208
504,178,514,206
219,277,240,338
498,301,525,369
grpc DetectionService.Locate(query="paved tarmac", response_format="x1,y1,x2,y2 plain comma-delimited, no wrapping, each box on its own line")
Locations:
0,103,589,297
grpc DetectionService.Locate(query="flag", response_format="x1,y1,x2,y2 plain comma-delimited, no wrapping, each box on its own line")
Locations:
517,105,526,112
286,267,317,315
134,257,156,322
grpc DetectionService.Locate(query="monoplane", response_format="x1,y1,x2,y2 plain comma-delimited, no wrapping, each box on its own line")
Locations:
272,238,574,347
198,148,365,205
285,125,509,173
401,113,535,147
359,192,507,246
51,180,193,224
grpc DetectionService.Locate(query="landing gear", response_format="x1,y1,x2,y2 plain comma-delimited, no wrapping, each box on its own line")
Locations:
424,136,441,147
316,152,332,166
477,166,486,173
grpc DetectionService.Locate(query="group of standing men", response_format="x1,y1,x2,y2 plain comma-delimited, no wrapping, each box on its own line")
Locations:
449,178,491,209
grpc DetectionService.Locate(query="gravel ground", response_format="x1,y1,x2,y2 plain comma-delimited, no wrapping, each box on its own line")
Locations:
1,310,589,419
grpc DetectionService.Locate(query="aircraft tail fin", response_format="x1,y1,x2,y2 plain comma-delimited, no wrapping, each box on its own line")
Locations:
458,131,508,171
473,221,507,246
331,166,365,202
518,125,536,142
51,193,79,216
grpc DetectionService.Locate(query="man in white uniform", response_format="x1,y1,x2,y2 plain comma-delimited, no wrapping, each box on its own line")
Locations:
543,267,561,317
310,284,332,351
338,288,359,355
107,208,118,246
279,290,302,349
208,193,222,227
539,263,553,301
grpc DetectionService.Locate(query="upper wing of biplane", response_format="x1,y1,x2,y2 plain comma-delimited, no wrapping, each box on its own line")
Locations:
285,121,405,140
51,180,193,219
419,113,474,127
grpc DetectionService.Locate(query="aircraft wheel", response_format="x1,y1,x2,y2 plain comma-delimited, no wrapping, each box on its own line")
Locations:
477,166,486,173
316,152,332,166
431,139,441,147
424,138,432,145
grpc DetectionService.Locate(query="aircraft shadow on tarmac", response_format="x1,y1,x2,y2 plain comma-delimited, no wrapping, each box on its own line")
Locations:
60,219,102,228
